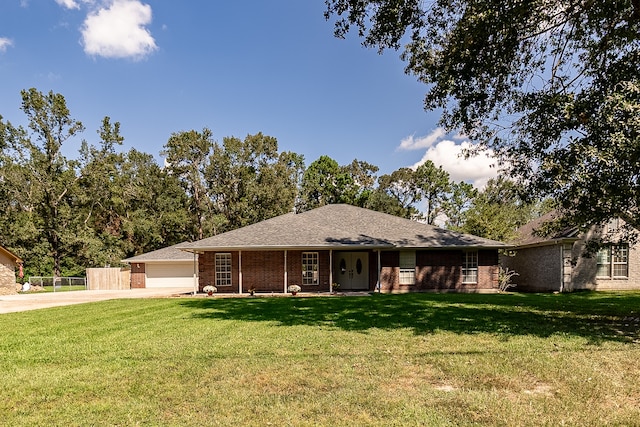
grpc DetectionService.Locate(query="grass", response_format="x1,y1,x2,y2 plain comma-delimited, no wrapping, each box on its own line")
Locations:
0,292,639,426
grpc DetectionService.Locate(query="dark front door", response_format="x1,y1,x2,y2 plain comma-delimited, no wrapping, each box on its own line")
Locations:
335,252,369,290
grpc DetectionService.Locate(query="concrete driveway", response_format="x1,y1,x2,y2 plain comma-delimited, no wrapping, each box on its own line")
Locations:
0,287,193,314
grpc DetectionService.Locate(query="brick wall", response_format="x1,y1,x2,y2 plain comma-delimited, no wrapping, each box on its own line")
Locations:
381,249,499,293
572,227,640,291
0,251,17,293
198,250,331,293
199,251,240,293
501,245,563,292
243,251,285,292
130,263,146,288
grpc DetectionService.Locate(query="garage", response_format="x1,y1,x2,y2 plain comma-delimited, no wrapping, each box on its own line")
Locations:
123,244,196,289
145,262,195,288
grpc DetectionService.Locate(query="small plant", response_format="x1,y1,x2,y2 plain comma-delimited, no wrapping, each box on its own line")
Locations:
203,285,217,296
498,266,519,292
332,283,341,293
288,285,301,295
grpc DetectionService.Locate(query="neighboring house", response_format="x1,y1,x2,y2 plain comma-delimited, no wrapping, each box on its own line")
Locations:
502,213,640,292
0,245,23,294
123,243,197,289
177,204,507,294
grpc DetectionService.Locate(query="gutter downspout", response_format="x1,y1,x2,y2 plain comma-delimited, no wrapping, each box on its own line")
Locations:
193,252,198,296
284,250,288,293
239,250,243,294
377,250,382,292
329,250,333,293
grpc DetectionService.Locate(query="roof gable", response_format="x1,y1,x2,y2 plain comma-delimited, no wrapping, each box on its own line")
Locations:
510,211,580,247
179,204,507,251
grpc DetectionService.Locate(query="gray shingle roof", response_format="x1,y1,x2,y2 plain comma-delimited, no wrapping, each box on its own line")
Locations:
122,243,194,263
509,211,580,247
178,204,507,252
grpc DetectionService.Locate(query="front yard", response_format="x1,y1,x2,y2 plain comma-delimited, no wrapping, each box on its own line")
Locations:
0,292,638,426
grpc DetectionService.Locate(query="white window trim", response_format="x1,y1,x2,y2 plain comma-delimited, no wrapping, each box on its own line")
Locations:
215,253,232,287
399,251,416,285
598,245,629,279
462,251,478,284
302,252,319,285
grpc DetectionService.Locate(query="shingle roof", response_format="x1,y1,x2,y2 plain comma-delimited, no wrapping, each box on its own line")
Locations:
122,243,194,263
510,211,580,247
178,204,507,252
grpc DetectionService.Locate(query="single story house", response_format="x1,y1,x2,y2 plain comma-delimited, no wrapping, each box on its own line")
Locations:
501,213,640,292
0,245,23,294
123,243,197,288
178,204,507,294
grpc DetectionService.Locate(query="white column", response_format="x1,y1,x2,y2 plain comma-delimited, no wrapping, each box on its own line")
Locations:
284,250,288,293
377,250,382,292
193,252,198,296
238,250,243,294
329,250,333,293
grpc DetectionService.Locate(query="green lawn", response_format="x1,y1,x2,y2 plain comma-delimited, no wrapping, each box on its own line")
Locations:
1,292,639,426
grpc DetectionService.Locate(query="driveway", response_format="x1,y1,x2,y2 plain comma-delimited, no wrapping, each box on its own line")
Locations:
0,287,193,314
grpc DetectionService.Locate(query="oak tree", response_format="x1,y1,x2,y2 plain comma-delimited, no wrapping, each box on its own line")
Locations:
325,0,640,234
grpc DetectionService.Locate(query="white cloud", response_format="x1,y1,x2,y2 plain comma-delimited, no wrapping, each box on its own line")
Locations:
0,37,14,52
398,127,447,151
81,0,157,60
412,139,501,189
55,0,81,9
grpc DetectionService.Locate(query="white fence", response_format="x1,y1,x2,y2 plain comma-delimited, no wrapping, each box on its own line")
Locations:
27,276,87,292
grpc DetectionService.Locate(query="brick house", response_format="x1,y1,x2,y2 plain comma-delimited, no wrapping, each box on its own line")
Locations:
0,245,23,294
502,213,640,292
178,204,506,294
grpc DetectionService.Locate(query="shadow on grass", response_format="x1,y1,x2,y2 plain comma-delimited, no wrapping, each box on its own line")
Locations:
179,292,640,344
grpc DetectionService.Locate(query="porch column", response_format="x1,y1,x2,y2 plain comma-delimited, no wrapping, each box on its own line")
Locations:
238,250,243,294
284,250,288,293
329,250,333,292
377,250,382,292
192,252,198,296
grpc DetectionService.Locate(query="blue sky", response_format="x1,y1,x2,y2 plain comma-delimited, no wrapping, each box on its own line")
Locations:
0,0,499,186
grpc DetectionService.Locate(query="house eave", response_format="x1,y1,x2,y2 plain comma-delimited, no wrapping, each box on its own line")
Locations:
177,244,509,253
509,238,579,250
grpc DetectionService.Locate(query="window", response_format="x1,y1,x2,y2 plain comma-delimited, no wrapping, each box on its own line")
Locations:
302,252,319,285
399,251,416,285
596,248,610,277
215,253,232,286
597,245,628,278
462,251,478,284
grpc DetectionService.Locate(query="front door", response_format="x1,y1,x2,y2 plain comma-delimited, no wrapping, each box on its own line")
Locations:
335,252,369,290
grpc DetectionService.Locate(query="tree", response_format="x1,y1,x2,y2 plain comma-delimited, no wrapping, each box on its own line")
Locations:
325,0,640,234
298,156,379,211
162,129,216,240
372,168,421,218
342,159,380,207
207,133,304,230
461,177,536,242
0,88,85,278
298,155,345,211
443,181,477,230
117,149,191,256
414,160,451,225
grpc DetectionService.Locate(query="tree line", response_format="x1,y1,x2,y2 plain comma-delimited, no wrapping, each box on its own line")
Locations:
1,89,543,278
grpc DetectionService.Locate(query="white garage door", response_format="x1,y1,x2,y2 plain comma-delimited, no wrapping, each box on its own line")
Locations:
146,263,195,288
